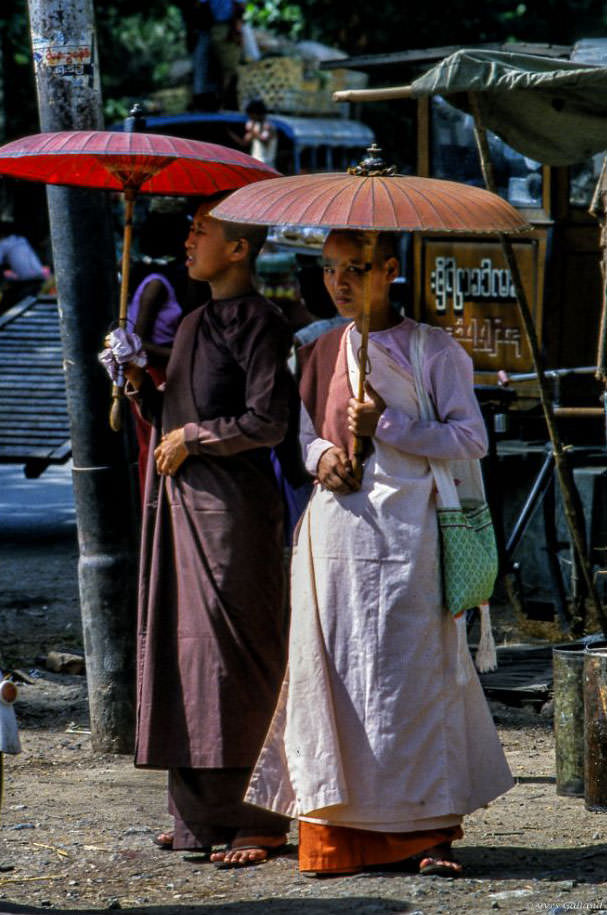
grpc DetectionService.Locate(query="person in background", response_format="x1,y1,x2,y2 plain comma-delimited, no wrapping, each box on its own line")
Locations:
178,0,244,111
126,260,184,501
112,194,292,866
244,98,277,167
122,201,194,500
0,220,47,313
244,228,513,877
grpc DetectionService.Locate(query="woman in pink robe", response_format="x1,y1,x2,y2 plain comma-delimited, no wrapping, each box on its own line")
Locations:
245,229,513,876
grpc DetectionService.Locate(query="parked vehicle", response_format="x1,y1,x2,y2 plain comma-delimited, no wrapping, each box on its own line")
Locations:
112,110,375,176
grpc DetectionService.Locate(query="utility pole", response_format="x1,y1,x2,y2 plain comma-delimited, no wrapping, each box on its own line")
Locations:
27,0,139,753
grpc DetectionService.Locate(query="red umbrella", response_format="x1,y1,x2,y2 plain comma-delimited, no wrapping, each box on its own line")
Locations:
212,145,529,471
0,130,277,194
0,129,279,428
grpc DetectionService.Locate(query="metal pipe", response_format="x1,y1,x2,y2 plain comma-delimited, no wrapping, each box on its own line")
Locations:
505,366,598,383
505,450,555,557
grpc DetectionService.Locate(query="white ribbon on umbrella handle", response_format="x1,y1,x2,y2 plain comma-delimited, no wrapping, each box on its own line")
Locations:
110,190,136,432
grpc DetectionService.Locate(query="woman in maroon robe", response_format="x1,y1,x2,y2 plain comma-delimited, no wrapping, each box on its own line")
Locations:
125,197,292,866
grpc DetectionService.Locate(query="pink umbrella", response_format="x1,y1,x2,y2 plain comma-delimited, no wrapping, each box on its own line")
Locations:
0,129,279,428
212,145,529,471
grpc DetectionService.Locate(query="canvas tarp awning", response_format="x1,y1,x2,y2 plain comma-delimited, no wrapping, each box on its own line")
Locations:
409,48,607,166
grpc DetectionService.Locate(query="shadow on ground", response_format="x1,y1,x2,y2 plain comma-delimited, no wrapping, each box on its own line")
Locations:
448,842,607,881
0,898,413,915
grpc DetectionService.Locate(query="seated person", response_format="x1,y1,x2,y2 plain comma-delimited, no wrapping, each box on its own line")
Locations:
0,220,47,312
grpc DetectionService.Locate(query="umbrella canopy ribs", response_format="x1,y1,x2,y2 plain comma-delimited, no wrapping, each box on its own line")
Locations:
212,146,530,473
0,129,279,429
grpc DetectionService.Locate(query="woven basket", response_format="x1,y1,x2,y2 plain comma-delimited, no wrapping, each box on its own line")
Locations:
237,57,304,112
238,58,369,115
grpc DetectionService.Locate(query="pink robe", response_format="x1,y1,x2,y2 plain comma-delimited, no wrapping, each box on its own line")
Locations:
246,318,513,832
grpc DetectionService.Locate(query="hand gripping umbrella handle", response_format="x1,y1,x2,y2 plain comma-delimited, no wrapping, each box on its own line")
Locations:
109,190,136,432
351,233,376,480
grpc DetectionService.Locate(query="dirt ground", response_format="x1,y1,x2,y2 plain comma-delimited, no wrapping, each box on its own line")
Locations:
2,529,607,915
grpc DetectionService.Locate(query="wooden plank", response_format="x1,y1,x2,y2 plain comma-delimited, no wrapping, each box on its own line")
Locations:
0,403,67,414
0,429,68,440
0,295,72,466
47,441,72,462
0,377,66,387
0,448,66,460
0,438,68,447
2,420,70,431
0,387,66,403
319,42,572,70
0,398,67,409
477,642,555,705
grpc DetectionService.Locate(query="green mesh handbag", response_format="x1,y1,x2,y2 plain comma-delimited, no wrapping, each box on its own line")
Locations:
437,502,498,617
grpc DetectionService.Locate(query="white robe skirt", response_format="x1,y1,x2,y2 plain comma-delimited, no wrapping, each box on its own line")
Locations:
247,330,514,832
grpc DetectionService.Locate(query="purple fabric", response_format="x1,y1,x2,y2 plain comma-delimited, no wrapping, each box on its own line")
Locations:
270,449,312,545
127,273,182,344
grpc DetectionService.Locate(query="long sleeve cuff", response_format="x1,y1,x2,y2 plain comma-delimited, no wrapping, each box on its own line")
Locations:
304,437,334,475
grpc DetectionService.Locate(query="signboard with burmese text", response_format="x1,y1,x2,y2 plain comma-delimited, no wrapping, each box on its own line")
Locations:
417,237,541,375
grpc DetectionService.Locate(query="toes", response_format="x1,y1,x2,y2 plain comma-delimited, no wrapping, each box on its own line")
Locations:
419,856,463,877
154,831,174,849
228,849,267,865
211,847,268,867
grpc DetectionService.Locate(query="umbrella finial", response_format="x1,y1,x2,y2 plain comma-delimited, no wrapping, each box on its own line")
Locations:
124,103,147,134
348,144,397,177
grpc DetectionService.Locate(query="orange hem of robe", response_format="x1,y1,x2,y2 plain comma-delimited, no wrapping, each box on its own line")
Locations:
298,821,464,874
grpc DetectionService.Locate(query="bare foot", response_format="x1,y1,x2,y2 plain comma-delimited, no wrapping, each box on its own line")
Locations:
418,843,463,877
153,831,174,849
211,834,287,868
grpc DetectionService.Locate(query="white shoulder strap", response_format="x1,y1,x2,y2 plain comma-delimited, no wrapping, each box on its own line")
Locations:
410,324,460,508
411,323,487,508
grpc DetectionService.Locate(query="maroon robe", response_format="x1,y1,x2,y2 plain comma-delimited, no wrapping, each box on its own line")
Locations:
299,323,372,465
298,324,351,456
133,294,292,775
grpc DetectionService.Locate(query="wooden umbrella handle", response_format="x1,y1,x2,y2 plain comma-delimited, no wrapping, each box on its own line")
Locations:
109,190,136,432
351,232,377,478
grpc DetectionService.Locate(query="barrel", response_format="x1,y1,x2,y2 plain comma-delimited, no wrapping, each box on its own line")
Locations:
553,643,586,796
584,644,607,811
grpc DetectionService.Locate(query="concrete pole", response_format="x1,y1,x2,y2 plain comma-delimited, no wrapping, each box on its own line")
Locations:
27,0,139,753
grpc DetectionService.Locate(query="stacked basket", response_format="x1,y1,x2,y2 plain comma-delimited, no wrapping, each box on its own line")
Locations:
237,57,367,115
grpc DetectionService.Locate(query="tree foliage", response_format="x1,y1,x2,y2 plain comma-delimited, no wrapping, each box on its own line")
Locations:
1,0,606,139
97,4,187,121
291,0,605,55
244,0,304,39
0,1,188,134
